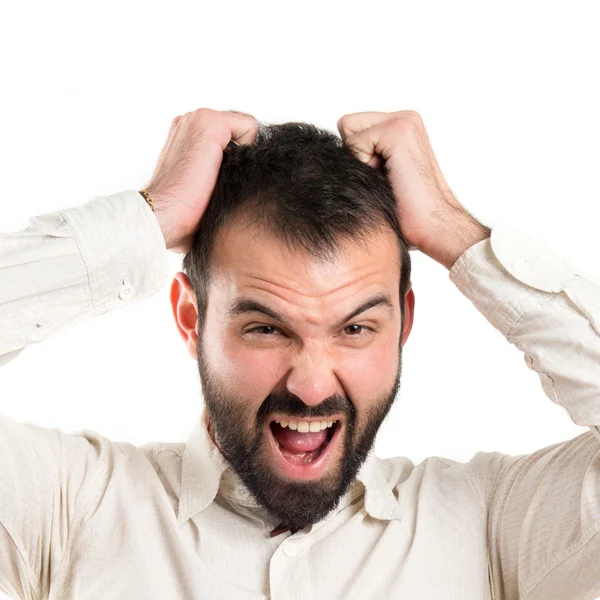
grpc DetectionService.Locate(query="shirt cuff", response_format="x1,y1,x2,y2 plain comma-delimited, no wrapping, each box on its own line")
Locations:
59,190,169,315
449,224,600,441
449,224,600,340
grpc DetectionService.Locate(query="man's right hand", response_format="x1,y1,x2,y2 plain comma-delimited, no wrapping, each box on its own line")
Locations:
143,108,259,254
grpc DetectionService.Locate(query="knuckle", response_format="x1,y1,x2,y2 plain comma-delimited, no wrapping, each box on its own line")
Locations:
405,110,424,126
235,110,256,121
193,107,214,124
178,112,193,126
392,116,418,134
412,112,424,125
337,114,349,129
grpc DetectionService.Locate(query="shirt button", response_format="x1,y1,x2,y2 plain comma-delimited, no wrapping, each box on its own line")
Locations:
511,258,533,276
283,542,298,557
119,285,133,300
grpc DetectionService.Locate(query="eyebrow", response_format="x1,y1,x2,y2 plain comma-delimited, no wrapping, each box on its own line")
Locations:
226,294,394,332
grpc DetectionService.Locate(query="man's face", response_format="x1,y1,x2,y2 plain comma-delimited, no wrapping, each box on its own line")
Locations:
194,218,413,529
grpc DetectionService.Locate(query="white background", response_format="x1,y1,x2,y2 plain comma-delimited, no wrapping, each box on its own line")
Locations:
1,4,599,594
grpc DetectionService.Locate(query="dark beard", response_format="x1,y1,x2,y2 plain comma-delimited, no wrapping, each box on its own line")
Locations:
197,341,402,531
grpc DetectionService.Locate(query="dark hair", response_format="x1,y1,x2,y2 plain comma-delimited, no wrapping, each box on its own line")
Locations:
182,121,412,334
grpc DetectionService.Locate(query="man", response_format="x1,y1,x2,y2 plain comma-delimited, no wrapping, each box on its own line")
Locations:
0,108,599,599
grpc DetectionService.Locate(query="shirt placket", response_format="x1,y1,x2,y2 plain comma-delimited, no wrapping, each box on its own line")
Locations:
270,533,312,600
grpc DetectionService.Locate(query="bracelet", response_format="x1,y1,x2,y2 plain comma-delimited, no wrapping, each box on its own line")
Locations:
139,189,155,212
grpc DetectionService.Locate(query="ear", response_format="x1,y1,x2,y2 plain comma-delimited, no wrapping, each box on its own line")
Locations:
401,283,415,347
170,272,199,360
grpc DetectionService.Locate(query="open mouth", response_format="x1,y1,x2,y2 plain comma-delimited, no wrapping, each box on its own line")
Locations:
267,417,342,480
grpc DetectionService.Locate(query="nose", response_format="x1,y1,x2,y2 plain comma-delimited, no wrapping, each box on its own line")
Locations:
285,344,339,407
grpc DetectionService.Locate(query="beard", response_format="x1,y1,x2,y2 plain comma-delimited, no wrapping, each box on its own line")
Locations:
197,340,402,531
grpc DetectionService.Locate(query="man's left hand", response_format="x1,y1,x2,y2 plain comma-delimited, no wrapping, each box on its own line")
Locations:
337,110,491,270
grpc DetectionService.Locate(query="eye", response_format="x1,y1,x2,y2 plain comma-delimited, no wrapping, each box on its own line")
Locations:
246,325,280,336
343,324,373,337
244,324,374,338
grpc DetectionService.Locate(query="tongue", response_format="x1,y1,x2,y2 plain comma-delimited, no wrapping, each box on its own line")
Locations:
272,423,328,453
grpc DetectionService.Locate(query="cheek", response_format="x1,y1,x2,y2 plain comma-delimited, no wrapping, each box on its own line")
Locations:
336,336,400,422
214,329,399,404
219,336,282,398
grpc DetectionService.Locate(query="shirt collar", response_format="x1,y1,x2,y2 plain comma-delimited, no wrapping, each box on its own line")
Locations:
178,405,229,524
178,406,403,524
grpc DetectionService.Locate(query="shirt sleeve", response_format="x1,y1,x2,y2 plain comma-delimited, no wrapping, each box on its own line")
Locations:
0,190,170,597
0,189,169,366
0,418,121,599
449,225,600,600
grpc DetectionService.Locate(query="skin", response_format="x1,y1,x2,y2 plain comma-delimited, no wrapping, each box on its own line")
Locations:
169,216,415,527
146,108,489,268
143,107,490,526
176,219,412,416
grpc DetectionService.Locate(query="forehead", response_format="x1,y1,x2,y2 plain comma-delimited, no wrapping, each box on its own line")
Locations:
208,218,401,315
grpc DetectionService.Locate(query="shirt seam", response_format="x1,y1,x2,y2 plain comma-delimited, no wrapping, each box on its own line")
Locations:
0,420,60,600
488,435,595,597
436,457,490,525
1,424,109,598
153,447,184,476
0,519,43,600
503,292,567,413
522,522,600,599
504,286,557,342
6,249,81,270
155,447,184,459
2,282,93,309
57,209,98,315
47,453,109,591
462,461,488,516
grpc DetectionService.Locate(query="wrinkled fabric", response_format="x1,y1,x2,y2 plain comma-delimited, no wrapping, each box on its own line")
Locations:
1,191,599,599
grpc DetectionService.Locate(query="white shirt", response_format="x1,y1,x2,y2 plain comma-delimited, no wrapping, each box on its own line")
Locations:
1,190,599,600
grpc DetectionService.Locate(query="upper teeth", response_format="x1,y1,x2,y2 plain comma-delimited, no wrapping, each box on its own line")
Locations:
274,419,337,433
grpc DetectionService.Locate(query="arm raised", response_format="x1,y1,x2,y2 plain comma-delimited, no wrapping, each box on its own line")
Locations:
452,228,600,599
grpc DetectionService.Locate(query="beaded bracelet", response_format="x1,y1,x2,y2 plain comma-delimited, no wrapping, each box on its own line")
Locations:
139,189,155,212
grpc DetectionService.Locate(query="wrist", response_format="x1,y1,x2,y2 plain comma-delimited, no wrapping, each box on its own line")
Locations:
420,212,491,270
139,189,179,252
153,203,180,252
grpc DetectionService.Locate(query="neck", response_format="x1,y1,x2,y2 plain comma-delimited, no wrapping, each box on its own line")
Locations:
204,414,223,453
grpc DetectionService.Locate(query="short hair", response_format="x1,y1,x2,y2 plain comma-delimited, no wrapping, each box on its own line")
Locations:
182,121,412,334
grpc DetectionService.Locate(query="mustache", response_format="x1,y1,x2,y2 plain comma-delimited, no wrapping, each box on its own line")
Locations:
256,392,355,425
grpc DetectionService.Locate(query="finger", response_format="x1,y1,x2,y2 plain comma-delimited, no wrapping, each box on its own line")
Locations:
179,108,259,152
344,122,395,168
224,110,260,146
337,111,390,141
344,134,381,168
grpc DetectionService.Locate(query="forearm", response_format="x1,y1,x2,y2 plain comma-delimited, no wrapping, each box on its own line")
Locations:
419,208,492,270
0,190,169,366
